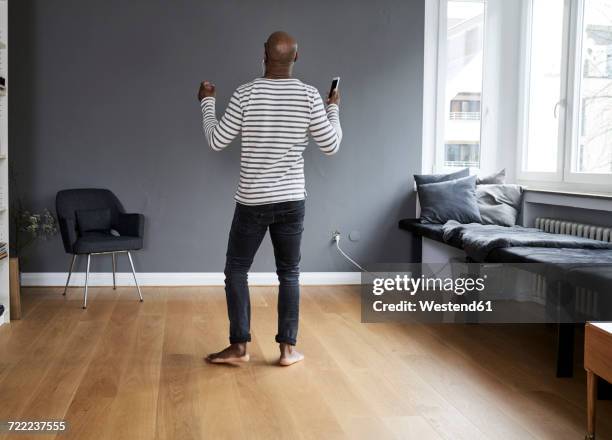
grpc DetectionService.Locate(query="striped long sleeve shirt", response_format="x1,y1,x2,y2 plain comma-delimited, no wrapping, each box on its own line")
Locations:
201,77,342,206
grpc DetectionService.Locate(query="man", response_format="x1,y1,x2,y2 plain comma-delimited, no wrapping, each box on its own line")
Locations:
198,31,342,366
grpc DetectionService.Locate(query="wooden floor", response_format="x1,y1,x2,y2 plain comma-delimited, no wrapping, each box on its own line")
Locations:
0,285,610,440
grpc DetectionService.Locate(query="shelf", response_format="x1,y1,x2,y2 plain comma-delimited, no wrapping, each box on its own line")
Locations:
0,0,10,326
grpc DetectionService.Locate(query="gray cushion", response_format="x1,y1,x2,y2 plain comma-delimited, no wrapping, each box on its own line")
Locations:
418,175,482,224
414,168,469,187
76,208,112,233
477,168,506,185
476,184,523,227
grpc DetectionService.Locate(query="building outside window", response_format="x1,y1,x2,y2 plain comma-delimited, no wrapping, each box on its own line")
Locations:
438,0,486,171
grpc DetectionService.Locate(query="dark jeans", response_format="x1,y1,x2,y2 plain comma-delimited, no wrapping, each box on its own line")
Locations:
224,200,305,346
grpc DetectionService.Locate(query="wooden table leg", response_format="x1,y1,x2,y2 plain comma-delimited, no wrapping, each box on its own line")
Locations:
557,322,575,377
9,257,21,320
587,370,597,439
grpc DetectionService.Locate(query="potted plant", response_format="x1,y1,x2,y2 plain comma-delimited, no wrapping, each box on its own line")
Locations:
12,205,59,262
9,202,58,317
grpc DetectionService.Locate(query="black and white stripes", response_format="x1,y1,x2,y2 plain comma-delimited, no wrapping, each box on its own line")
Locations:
201,78,342,205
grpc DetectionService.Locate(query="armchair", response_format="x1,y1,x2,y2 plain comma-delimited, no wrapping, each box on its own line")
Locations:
56,188,145,308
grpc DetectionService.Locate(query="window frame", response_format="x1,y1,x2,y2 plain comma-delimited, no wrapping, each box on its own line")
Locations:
517,0,612,190
563,0,612,186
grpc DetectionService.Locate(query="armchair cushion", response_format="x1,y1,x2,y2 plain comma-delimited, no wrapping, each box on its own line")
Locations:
73,232,143,254
76,208,112,234
113,213,145,238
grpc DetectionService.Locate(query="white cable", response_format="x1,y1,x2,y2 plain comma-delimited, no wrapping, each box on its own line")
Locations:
333,234,453,279
335,238,367,272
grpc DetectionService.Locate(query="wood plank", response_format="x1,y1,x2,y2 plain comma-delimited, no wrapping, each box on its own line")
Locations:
59,300,141,440
155,288,203,440
100,310,167,440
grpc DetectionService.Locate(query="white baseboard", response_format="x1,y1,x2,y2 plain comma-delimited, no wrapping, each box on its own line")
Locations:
20,272,362,287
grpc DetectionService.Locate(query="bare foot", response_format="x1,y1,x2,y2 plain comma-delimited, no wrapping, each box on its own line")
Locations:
205,343,250,364
279,343,304,366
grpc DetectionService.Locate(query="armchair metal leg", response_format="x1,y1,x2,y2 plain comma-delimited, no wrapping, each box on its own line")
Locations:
63,254,77,296
111,252,117,290
127,252,143,302
83,254,91,309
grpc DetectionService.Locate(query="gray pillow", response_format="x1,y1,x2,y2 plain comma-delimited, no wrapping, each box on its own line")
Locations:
477,168,505,185
414,168,469,187
476,184,523,226
76,208,112,234
418,175,482,224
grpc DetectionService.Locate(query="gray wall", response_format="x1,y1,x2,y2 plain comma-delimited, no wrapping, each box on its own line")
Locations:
10,0,423,273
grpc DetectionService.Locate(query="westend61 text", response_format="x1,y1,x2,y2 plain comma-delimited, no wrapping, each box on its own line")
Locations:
372,300,493,313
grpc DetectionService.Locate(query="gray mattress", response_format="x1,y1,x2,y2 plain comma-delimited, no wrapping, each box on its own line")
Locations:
399,218,612,291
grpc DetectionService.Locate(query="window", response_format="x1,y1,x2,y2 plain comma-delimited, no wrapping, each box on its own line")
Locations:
571,1,612,176
520,0,612,188
435,0,487,171
522,0,565,174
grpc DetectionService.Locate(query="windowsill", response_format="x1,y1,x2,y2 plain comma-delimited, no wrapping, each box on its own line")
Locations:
518,179,612,200
520,186,612,221
523,187,612,201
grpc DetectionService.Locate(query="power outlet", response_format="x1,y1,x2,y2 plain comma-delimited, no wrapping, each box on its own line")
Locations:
331,230,341,243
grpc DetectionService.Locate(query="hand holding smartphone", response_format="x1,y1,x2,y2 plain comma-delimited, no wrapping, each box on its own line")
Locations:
328,77,340,98
328,76,340,105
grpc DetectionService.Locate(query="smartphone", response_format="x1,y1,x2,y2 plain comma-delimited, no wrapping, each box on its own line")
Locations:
328,77,340,99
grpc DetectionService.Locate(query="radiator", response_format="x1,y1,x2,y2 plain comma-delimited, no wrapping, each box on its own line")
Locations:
533,217,612,317
535,217,612,242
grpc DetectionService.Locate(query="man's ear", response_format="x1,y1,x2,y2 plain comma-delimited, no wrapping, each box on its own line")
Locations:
294,51,299,62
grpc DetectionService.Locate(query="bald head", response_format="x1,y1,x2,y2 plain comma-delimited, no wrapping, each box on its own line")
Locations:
265,31,298,64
